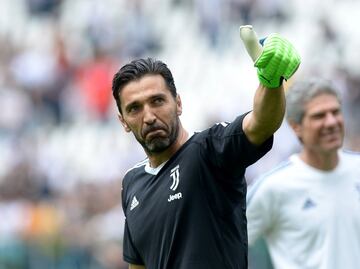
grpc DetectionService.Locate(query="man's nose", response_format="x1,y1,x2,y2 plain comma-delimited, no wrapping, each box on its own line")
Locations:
143,106,156,124
324,112,337,126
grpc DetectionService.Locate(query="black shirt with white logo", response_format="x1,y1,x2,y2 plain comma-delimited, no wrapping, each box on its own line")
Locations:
122,114,273,269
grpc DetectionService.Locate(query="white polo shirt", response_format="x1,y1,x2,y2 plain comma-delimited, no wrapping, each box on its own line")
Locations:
247,151,360,269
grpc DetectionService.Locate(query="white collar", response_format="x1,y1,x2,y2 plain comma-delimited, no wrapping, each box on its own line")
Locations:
143,133,194,175
145,161,167,175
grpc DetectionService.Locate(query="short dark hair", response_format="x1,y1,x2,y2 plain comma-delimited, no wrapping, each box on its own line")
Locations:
112,58,177,114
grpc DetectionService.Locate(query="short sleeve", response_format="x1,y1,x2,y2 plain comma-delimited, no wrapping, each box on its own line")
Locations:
121,173,144,265
123,219,144,265
199,113,273,177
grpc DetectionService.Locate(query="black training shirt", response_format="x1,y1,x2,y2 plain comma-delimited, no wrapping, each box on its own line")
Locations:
122,113,273,269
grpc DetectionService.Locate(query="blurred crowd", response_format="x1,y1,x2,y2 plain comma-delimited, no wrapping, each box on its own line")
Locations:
0,0,359,268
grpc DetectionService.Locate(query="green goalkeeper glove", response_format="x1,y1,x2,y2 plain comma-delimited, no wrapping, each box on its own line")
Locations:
240,26,301,88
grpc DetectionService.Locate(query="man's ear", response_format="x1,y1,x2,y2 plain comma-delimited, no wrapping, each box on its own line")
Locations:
289,120,302,139
118,113,131,132
176,94,182,116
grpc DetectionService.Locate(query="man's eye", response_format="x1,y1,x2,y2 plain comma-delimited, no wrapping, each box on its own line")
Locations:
333,109,341,116
153,98,164,105
128,106,140,113
313,114,323,119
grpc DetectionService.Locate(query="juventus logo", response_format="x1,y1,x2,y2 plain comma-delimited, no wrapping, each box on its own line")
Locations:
170,165,180,191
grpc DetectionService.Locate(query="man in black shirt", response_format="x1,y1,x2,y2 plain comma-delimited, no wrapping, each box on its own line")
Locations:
111,27,300,269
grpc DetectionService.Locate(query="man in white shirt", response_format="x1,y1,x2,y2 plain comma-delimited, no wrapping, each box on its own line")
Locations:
247,78,360,269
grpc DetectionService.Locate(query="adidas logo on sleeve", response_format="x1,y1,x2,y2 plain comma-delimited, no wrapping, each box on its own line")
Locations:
130,196,139,211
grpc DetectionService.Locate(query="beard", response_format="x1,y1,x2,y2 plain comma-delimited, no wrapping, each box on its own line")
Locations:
135,116,180,154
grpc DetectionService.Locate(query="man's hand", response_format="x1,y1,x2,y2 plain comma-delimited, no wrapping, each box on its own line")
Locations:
240,26,301,88
256,33,300,88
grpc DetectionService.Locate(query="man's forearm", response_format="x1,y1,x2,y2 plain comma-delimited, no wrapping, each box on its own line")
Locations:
243,84,285,145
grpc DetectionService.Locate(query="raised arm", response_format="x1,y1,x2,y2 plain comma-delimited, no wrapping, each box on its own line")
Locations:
243,84,285,145
240,26,301,145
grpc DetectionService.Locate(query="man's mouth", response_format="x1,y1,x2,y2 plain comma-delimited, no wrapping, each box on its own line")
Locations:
146,129,164,138
322,131,341,141
143,127,166,140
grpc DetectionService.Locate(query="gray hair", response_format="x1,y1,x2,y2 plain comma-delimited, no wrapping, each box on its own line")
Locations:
286,78,342,124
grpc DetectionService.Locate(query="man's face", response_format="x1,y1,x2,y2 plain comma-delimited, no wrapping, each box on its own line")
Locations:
118,74,182,154
292,93,344,154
